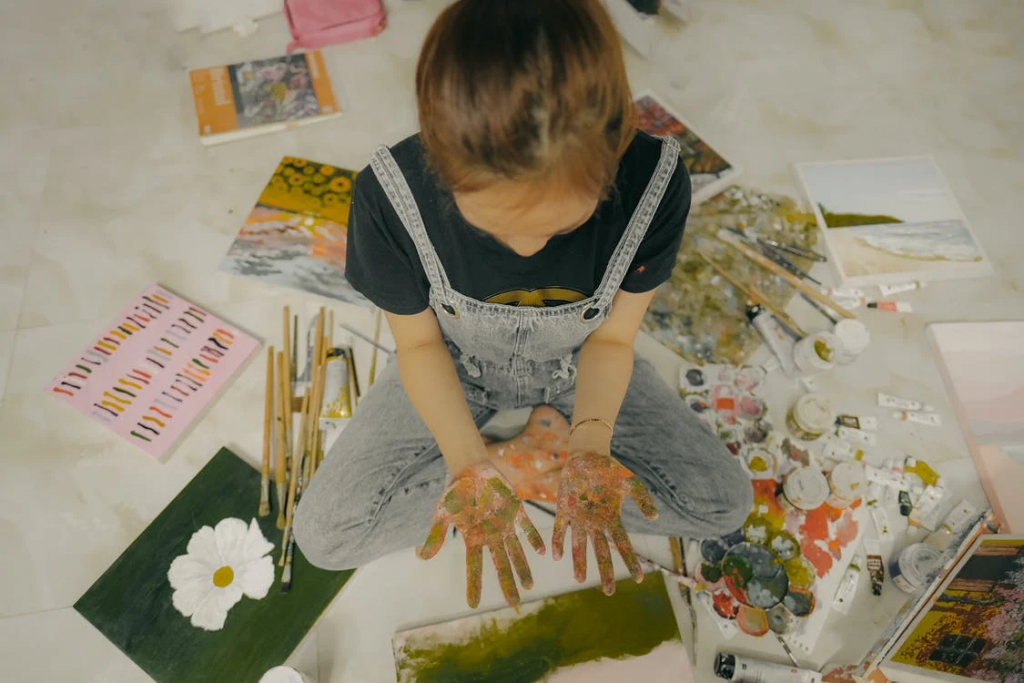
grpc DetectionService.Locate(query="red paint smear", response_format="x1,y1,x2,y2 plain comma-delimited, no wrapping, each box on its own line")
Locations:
53,387,74,396
800,505,830,541
713,591,738,619
750,479,785,530
834,510,859,548
801,536,834,577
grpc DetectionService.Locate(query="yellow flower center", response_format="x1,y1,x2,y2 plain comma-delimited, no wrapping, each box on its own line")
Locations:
212,565,234,588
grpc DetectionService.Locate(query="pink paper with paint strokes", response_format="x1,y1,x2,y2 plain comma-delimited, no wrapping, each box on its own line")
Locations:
47,284,260,458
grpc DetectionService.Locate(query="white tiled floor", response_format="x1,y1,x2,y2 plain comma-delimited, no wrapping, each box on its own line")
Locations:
1,0,1022,681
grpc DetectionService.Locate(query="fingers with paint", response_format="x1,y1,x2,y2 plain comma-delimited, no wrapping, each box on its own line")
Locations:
552,452,657,595
418,463,544,608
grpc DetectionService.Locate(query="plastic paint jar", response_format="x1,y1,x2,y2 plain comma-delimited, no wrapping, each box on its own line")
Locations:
833,319,871,364
890,543,943,594
793,331,840,374
786,393,835,442
826,462,868,508
260,666,314,683
779,467,830,512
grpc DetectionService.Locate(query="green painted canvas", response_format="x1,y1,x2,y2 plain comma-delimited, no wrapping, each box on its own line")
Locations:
392,573,694,683
74,447,354,682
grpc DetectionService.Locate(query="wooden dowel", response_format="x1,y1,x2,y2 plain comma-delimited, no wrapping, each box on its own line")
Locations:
718,229,855,319
282,307,293,467
697,251,806,337
259,346,274,517
274,351,288,530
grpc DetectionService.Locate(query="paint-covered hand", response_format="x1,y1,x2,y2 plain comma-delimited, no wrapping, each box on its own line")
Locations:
552,452,658,595
418,463,546,609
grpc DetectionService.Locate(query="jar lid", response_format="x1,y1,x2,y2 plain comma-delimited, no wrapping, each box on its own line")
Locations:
784,467,830,509
829,462,867,499
795,393,835,432
834,319,871,355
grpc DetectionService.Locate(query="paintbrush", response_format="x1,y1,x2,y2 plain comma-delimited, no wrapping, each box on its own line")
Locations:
717,229,855,320
274,351,289,530
757,242,822,286
368,309,382,387
338,322,395,356
755,235,826,262
697,251,806,338
259,346,274,517
279,393,309,567
282,307,293,468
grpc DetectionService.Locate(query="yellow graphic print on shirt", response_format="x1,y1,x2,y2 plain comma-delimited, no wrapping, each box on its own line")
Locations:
485,287,588,307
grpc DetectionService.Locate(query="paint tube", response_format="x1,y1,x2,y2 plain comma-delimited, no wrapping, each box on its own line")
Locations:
837,425,877,446
836,415,878,431
821,286,865,298
878,281,924,296
891,410,942,427
832,548,863,614
925,499,981,551
832,296,866,309
867,495,893,541
867,300,913,313
904,457,942,487
878,392,935,412
714,653,823,683
909,485,947,531
822,437,859,462
319,348,353,431
865,539,884,595
898,490,913,516
747,305,797,376
865,465,902,489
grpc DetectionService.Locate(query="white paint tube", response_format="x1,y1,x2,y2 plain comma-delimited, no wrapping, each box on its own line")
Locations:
926,499,981,551
747,305,797,376
868,497,893,541
879,281,923,296
865,465,903,489
832,296,866,309
823,437,858,461
820,286,865,298
892,410,942,427
878,392,936,412
909,485,947,531
836,415,878,431
832,548,863,614
714,653,822,682
837,425,878,446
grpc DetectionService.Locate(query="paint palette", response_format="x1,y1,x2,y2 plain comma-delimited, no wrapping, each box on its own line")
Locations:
47,284,260,458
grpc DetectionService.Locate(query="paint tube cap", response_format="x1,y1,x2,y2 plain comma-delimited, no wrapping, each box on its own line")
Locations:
714,653,737,679
260,667,314,683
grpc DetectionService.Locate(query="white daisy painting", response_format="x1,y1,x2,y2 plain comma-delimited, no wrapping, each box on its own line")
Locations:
168,517,275,631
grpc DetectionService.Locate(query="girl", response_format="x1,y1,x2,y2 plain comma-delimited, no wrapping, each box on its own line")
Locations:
294,0,752,609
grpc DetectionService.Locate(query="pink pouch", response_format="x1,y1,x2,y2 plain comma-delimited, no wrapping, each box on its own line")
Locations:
284,0,387,53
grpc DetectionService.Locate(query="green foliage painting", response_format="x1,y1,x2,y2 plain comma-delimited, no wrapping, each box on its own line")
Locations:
818,203,903,228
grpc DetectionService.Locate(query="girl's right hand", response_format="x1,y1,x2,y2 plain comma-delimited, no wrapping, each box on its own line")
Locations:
417,462,546,608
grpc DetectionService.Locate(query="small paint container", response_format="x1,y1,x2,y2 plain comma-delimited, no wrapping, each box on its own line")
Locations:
826,462,868,508
766,603,797,634
793,331,840,374
890,543,943,594
779,467,830,512
832,319,871,364
786,393,835,442
260,666,314,683
744,448,778,479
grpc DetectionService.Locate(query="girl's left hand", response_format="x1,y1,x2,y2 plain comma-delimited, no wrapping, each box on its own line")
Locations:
551,451,658,595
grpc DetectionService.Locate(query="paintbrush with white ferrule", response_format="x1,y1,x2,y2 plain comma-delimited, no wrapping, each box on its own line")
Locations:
259,346,274,517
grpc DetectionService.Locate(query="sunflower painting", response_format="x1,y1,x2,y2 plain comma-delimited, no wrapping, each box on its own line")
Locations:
220,156,370,305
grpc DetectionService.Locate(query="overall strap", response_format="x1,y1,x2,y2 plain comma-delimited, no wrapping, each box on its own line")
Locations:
592,136,681,310
369,145,453,296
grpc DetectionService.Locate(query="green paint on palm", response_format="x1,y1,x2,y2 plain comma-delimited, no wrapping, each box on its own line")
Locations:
393,574,680,682
74,448,353,683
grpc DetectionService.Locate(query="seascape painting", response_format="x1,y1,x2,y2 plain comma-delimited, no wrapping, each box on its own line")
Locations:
634,91,740,204
220,157,370,305
796,157,991,286
392,573,692,683
885,536,1024,683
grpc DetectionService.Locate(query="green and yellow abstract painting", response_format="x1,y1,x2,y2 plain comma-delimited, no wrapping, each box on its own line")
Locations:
392,573,692,683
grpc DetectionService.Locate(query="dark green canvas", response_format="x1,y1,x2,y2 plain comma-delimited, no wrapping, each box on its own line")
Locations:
74,447,354,682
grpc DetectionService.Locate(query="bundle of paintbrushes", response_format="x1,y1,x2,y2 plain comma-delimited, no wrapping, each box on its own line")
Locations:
258,306,362,593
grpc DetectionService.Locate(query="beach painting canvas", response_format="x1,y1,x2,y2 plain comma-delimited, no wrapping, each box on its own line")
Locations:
796,157,991,286
220,156,370,305
392,573,693,683
635,91,741,204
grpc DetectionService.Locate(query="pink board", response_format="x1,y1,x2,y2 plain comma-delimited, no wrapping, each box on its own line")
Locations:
48,284,260,458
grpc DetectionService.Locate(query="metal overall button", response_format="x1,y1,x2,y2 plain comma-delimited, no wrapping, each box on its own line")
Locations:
441,302,459,318
580,306,600,322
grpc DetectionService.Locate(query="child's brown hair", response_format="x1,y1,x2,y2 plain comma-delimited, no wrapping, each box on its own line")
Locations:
416,0,635,199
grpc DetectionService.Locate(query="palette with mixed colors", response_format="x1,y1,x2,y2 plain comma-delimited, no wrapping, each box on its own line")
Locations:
643,186,821,365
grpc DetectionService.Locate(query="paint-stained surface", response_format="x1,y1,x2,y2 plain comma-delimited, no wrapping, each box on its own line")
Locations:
392,573,690,683
220,157,370,305
47,285,260,459
74,448,354,683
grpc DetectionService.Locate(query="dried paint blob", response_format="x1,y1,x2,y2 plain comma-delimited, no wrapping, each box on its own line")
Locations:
721,529,746,548
782,586,816,617
688,396,711,413
685,368,706,387
712,590,739,619
743,518,773,545
700,562,724,585
739,396,766,419
784,558,816,589
769,531,800,561
701,538,730,565
745,448,777,479
736,603,770,637
745,571,789,609
743,419,772,445
766,604,796,634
